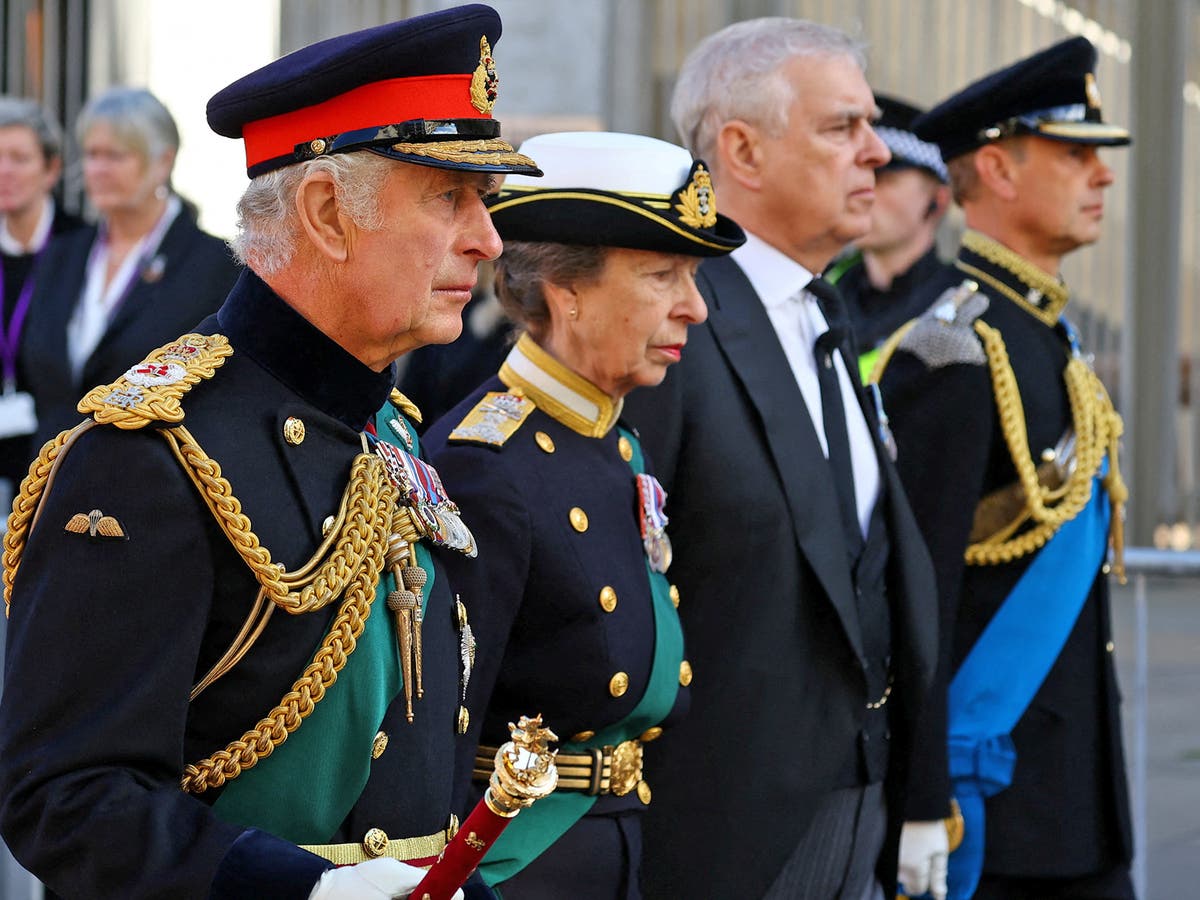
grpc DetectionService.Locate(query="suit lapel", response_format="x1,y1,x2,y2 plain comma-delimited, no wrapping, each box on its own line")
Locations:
700,256,864,657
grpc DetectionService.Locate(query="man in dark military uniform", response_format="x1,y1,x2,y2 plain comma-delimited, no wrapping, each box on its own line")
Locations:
874,37,1135,900
0,6,540,899
826,94,952,382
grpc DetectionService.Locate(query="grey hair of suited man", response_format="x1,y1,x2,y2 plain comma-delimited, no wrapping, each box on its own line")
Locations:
670,17,868,167
76,86,179,170
0,95,65,162
494,240,609,342
230,152,393,276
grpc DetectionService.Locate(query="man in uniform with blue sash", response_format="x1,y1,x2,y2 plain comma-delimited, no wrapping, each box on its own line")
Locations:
874,37,1135,900
0,6,541,898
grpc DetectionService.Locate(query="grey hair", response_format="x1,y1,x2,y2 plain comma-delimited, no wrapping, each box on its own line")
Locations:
494,241,609,340
77,86,179,165
670,18,868,163
230,151,395,275
0,96,64,161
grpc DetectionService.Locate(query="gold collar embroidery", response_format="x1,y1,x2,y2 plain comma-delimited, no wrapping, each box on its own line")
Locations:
499,333,622,438
955,230,1069,326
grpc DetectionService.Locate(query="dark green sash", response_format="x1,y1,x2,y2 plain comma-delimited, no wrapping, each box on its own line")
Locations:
477,427,684,885
211,407,427,843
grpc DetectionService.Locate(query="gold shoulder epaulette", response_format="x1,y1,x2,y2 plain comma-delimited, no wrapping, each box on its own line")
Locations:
76,333,233,430
447,390,536,446
390,388,423,424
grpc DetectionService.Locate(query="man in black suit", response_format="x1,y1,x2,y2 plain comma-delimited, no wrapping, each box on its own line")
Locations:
876,38,1134,900
622,17,940,900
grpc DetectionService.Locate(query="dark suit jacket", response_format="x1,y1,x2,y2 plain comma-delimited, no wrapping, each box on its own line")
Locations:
20,211,240,448
621,255,938,899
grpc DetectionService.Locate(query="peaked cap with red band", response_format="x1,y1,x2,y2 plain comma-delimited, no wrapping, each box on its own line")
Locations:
206,3,541,178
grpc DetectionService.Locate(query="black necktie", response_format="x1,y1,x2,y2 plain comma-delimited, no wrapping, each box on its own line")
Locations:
807,277,863,560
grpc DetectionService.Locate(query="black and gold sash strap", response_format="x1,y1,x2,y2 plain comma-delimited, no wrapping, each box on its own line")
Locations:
966,320,1126,580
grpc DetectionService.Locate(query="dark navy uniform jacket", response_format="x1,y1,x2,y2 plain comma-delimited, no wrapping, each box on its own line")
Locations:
879,231,1133,878
0,270,465,899
424,333,689,897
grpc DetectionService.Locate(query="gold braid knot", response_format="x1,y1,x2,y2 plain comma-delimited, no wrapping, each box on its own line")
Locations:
967,321,1126,581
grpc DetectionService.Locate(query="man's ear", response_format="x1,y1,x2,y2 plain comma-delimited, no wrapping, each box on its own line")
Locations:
295,170,351,263
716,119,765,191
974,144,1020,202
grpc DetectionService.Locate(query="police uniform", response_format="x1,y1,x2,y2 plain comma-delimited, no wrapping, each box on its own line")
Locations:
875,38,1134,899
0,6,539,898
422,132,744,899
827,94,952,381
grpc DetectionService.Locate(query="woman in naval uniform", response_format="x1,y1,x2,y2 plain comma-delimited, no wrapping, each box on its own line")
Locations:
422,131,744,899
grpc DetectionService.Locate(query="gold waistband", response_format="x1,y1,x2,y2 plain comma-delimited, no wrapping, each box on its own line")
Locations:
475,739,645,797
300,824,450,866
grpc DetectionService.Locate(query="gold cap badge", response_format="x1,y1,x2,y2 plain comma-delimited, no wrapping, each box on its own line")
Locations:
1084,72,1102,110
674,163,717,230
470,35,499,114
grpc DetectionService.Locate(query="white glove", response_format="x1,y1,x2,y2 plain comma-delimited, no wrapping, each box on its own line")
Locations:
898,819,949,900
307,857,464,900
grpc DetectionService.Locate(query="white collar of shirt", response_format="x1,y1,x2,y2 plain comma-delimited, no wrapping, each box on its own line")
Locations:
0,197,55,256
730,228,881,537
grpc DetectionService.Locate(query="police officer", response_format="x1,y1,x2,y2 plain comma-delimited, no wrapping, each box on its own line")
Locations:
874,37,1135,900
0,6,540,899
827,94,952,381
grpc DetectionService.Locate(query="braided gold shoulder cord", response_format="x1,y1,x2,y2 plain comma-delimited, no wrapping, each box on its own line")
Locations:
2,422,405,793
967,320,1127,578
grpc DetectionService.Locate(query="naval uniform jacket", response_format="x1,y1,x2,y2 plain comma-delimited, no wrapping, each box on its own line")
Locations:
0,271,467,899
620,254,938,899
424,334,689,898
878,231,1133,878
19,209,240,449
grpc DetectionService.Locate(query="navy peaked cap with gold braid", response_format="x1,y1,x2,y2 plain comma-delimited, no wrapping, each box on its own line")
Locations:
487,132,745,257
913,36,1131,162
206,4,541,178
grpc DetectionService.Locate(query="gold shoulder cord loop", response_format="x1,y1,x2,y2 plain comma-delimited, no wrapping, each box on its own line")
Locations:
3,420,100,616
865,319,918,385
967,321,1126,581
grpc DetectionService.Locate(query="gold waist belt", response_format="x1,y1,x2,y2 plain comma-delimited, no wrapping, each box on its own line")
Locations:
475,738,645,798
300,824,450,866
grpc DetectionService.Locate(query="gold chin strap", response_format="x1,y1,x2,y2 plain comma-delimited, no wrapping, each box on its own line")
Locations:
966,320,1127,582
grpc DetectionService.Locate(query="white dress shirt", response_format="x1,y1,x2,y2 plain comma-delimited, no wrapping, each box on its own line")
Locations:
730,232,881,537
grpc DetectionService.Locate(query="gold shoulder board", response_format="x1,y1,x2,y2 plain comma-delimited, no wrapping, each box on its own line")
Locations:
76,333,233,430
447,391,536,447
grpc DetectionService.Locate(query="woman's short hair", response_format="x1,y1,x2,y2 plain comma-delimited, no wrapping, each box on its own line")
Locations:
670,18,867,164
76,86,179,164
0,96,64,162
230,151,394,275
494,241,608,340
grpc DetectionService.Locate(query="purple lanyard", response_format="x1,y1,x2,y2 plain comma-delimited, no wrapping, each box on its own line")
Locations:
0,247,44,390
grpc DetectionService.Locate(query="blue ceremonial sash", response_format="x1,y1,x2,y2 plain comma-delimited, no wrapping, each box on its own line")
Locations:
946,471,1110,900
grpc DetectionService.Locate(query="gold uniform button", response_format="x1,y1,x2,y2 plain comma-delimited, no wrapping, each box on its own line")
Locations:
570,507,589,533
599,586,618,612
535,431,555,454
570,730,596,742
637,780,652,805
1106,640,1116,653
618,436,634,462
609,672,629,698
362,827,389,857
321,515,336,536
371,730,388,759
458,706,470,734
283,416,306,445
640,726,663,742
669,584,680,608
679,660,693,687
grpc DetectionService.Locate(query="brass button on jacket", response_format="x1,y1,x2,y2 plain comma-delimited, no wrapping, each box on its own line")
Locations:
609,672,629,697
